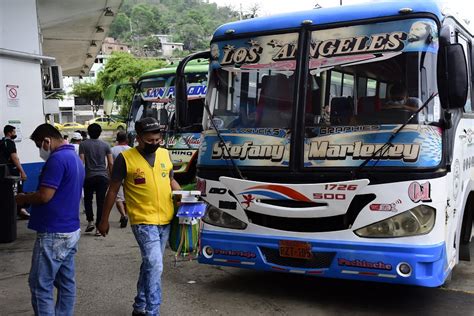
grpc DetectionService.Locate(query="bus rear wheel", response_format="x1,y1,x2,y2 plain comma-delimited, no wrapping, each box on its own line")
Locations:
459,193,474,261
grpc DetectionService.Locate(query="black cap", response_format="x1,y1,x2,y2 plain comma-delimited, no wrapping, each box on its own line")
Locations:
135,117,161,134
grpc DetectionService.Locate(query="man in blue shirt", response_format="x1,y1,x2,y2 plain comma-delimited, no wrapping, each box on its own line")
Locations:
16,124,85,316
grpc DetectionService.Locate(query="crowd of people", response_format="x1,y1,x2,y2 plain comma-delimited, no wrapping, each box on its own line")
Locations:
5,117,179,316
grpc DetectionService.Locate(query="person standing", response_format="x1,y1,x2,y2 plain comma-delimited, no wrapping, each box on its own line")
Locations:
111,131,131,228
98,117,181,316
79,123,113,236
15,123,85,316
70,132,82,155
0,124,30,219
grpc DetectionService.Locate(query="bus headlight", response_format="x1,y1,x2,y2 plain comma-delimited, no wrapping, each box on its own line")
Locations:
354,205,435,238
202,205,247,230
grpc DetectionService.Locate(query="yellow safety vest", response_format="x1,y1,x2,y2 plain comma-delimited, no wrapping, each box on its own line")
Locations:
122,147,173,225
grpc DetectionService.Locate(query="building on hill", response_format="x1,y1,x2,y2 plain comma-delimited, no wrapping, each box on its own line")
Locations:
153,34,184,57
101,37,130,55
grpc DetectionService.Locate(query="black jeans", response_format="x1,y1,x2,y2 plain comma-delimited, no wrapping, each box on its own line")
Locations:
83,176,109,226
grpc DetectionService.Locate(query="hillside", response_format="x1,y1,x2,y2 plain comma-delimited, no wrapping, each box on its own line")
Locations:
109,0,241,54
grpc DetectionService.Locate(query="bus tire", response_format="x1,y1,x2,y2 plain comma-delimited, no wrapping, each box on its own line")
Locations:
459,193,474,261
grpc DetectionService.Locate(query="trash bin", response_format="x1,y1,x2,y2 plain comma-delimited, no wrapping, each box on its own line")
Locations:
0,164,20,243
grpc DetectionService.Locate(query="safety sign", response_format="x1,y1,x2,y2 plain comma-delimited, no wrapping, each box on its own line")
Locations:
6,84,19,107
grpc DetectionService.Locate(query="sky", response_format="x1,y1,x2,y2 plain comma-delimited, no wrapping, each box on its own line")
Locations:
209,0,473,25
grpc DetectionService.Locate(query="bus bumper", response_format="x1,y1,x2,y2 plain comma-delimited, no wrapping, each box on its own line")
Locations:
198,231,449,287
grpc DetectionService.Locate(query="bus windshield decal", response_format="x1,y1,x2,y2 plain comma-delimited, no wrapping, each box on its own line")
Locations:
308,140,420,162
141,83,207,101
212,33,299,70
212,19,437,70
198,126,441,168
310,32,407,58
304,125,442,168
310,19,438,66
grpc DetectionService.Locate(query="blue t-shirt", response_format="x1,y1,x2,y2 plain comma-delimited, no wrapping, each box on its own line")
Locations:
28,144,85,233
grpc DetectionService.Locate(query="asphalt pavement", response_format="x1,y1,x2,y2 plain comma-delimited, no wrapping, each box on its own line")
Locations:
1,208,473,316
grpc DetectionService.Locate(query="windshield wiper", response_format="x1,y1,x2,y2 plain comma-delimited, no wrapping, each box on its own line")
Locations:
353,92,438,178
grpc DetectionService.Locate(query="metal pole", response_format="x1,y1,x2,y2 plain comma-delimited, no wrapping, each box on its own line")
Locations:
340,0,342,5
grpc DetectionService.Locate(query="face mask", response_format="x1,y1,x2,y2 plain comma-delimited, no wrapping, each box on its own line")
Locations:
143,142,160,154
10,135,17,140
39,141,51,161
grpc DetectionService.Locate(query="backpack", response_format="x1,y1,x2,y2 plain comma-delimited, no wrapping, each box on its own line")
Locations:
0,138,11,164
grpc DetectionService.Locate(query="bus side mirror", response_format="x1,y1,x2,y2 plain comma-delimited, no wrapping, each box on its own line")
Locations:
158,108,169,126
131,95,141,109
176,50,210,129
438,43,468,109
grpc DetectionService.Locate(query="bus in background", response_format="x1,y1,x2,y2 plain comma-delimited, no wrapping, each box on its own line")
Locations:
176,1,473,286
105,58,209,181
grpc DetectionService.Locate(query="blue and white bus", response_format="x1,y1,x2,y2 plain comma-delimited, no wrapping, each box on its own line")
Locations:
176,1,473,286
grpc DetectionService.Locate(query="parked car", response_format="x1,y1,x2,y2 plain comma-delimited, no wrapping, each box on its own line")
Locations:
85,116,126,131
53,122,63,129
58,122,86,131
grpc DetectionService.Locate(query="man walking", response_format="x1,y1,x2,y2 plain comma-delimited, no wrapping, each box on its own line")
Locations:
16,123,85,316
111,131,131,228
0,124,30,219
79,123,113,235
98,117,180,316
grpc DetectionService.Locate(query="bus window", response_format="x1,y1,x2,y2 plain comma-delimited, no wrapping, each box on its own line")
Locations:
367,79,377,96
458,34,472,112
379,82,388,99
357,77,368,97
330,71,342,97
343,74,354,97
208,67,296,129
307,50,429,128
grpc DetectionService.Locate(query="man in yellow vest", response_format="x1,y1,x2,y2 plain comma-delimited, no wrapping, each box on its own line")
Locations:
98,117,181,316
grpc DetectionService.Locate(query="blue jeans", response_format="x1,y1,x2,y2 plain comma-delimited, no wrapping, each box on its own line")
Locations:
131,224,170,316
29,229,80,316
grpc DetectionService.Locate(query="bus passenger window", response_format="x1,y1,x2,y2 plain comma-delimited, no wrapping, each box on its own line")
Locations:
305,75,323,125
256,74,294,127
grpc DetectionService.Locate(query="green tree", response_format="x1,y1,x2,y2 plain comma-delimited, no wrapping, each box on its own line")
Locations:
175,22,206,51
71,81,103,115
109,13,131,39
109,0,240,53
96,52,167,117
116,86,135,118
71,82,102,102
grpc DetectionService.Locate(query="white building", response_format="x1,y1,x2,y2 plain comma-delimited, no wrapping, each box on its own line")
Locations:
153,34,184,57
0,0,122,191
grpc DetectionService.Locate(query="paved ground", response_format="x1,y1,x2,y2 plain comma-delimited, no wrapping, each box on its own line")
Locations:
1,209,473,316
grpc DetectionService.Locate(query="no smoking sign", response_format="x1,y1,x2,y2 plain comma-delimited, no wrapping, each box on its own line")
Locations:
6,84,19,107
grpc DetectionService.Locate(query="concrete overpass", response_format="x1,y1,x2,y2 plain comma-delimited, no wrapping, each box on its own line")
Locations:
39,0,123,75
0,0,123,191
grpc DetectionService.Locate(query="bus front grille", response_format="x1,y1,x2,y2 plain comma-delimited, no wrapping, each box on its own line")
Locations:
260,247,335,269
244,194,376,232
246,210,346,232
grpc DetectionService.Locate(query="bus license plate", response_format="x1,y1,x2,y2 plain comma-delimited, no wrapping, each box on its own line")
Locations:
279,240,313,260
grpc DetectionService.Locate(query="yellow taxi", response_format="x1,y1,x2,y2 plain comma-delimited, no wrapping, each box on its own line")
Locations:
85,117,126,131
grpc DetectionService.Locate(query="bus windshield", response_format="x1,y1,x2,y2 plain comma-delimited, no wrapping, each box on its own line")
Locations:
206,19,440,131
129,71,207,130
